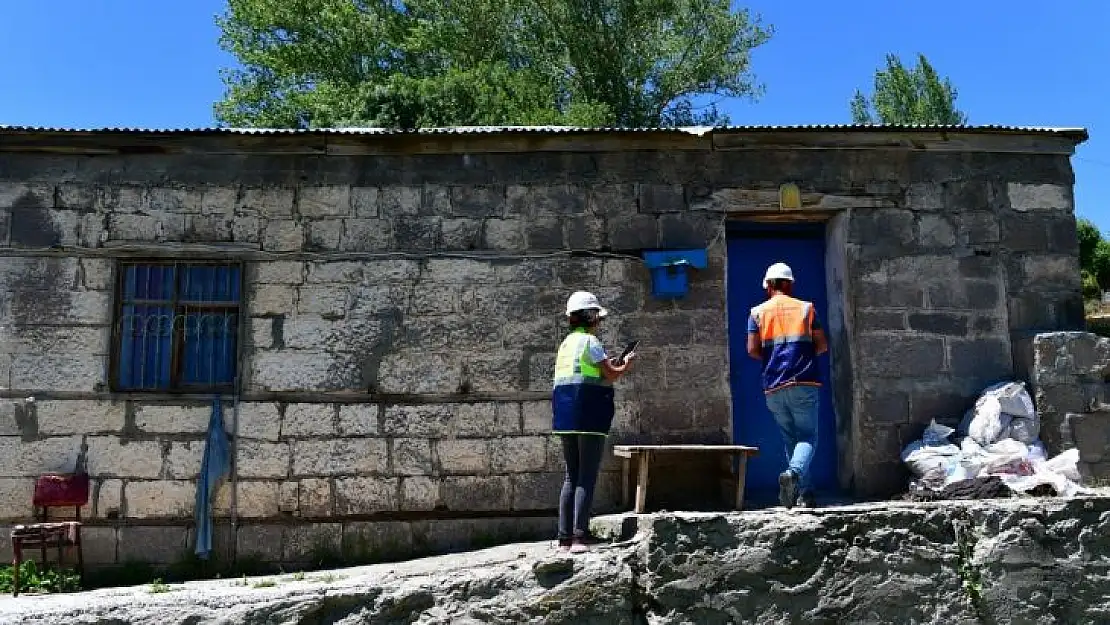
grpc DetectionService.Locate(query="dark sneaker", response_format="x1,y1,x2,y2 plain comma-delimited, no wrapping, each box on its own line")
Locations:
796,491,816,509
557,537,572,551
569,538,589,554
778,470,799,508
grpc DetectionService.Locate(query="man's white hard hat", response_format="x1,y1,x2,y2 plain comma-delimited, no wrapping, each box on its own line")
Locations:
565,291,608,317
762,262,794,288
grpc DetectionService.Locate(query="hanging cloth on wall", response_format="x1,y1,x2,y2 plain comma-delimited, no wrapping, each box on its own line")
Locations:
194,397,230,560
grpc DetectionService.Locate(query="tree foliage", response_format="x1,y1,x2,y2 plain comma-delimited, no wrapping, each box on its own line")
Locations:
1077,218,1110,299
1079,218,1102,271
215,0,773,129
850,53,967,125
1093,240,1110,294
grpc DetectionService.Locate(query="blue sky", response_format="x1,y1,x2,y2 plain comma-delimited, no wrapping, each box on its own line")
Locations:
2,0,1107,229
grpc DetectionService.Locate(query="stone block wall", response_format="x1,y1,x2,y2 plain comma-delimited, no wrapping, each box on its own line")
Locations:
1019,331,1110,478
0,127,1085,567
843,180,1083,493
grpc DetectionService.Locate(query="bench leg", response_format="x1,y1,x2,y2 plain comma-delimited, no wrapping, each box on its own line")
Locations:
621,458,631,510
735,455,749,511
12,540,21,597
76,526,84,587
634,452,651,514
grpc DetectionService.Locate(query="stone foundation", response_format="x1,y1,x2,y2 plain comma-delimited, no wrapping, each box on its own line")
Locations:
4,497,1110,624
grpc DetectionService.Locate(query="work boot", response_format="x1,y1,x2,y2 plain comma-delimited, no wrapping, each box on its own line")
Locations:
778,469,799,509
569,538,589,554
796,491,816,509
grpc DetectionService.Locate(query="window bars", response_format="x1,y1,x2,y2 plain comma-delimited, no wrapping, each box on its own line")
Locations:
112,262,242,392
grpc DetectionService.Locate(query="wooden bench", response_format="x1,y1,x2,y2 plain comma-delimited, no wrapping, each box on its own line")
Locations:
612,444,760,513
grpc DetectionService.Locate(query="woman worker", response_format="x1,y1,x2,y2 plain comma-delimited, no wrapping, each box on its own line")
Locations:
552,291,635,553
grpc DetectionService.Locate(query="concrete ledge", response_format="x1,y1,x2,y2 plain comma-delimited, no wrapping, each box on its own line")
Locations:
4,496,1110,624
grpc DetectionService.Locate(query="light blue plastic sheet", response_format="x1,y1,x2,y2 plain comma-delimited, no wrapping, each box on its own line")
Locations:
194,397,230,559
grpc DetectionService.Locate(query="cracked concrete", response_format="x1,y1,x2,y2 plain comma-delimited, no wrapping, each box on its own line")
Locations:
3,497,1110,624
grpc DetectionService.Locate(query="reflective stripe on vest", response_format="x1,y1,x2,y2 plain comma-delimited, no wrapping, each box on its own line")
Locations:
753,296,814,348
552,329,608,387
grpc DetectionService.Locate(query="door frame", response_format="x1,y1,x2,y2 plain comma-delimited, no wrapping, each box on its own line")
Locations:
725,220,827,239
724,216,855,496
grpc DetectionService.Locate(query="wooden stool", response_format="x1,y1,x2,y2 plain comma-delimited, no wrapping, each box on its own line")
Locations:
10,473,89,596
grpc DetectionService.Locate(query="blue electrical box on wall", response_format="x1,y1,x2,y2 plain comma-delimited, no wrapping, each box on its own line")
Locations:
642,249,709,299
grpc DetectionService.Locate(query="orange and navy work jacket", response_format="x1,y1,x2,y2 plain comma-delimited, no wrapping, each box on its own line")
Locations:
747,294,822,393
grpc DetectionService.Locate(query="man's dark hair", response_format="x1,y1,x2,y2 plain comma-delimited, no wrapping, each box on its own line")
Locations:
568,308,601,329
770,279,793,293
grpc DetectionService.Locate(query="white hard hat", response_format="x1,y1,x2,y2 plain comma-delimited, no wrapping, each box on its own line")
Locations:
565,291,608,317
762,262,794,288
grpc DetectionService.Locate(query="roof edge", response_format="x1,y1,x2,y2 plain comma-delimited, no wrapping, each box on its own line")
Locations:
0,123,1089,155
0,123,1090,139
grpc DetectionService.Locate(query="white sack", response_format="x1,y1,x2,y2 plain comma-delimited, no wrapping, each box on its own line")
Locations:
902,420,960,478
980,381,1035,419
982,381,1040,443
967,396,1013,446
1002,448,1083,497
956,437,1030,477
960,381,1039,445
979,438,1032,475
991,381,1040,443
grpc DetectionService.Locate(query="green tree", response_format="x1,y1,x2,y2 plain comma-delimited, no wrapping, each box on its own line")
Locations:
1093,240,1110,293
1077,218,1110,300
850,53,967,125
214,0,773,129
1083,271,1100,301
1078,218,1102,274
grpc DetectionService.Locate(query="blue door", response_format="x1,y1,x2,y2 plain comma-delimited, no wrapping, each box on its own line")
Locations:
726,223,838,502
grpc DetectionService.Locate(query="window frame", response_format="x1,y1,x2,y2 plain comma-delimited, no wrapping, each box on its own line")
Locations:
109,259,245,394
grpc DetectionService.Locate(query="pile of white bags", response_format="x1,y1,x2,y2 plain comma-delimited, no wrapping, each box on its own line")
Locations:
901,381,1086,498
958,381,1040,445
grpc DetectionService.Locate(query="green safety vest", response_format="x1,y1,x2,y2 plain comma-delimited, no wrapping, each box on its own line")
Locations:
551,328,615,435
552,328,609,388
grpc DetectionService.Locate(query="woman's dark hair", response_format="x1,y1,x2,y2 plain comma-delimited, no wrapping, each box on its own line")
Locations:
568,308,601,329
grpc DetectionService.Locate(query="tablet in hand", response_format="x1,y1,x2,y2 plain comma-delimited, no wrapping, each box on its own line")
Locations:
616,341,639,365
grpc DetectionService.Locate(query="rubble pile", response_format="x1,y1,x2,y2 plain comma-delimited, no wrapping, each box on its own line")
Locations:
901,381,1086,500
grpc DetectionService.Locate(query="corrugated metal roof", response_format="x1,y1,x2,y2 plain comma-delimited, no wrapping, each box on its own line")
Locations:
0,124,698,135
0,123,1090,141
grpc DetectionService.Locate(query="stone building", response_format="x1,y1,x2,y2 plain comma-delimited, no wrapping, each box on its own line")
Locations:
0,124,1089,569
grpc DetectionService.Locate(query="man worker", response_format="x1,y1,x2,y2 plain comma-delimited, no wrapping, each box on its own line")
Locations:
746,262,829,509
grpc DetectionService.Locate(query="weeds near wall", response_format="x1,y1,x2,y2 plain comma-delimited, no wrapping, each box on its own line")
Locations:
81,553,273,592
0,561,82,594
6,530,527,595
952,519,986,618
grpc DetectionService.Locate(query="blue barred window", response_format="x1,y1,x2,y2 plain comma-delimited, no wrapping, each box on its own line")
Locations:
113,262,242,391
